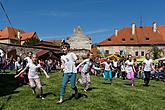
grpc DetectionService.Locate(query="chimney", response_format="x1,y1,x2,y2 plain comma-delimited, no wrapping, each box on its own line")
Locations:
132,22,136,35
153,22,157,32
17,31,20,39
115,28,118,36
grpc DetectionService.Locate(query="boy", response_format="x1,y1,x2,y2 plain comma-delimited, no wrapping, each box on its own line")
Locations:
57,43,78,104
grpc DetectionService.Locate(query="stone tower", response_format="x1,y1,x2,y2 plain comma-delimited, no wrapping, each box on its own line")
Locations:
67,26,92,50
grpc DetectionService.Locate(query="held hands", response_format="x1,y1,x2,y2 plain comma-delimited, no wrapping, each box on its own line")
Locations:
14,74,19,78
46,75,50,78
14,72,23,78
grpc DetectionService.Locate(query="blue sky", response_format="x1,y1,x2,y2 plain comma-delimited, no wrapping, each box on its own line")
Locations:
0,0,165,43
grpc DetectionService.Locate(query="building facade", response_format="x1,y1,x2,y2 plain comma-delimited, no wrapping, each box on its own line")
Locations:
67,26,92,50
97,22,165,57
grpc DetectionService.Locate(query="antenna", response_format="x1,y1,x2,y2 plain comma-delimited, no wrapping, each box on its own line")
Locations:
140,16,143,28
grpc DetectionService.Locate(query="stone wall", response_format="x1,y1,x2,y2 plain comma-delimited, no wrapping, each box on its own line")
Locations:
0,43,41,59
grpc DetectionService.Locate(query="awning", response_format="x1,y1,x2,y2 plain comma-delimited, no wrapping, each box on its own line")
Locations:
36,50,49,57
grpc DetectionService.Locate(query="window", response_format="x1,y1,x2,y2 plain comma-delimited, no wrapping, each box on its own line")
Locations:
122,38,125,41
105,50,109,54
108,38,111,41
135,51,138,56
130,38,134,41
146,38,150,40
141,51,144,56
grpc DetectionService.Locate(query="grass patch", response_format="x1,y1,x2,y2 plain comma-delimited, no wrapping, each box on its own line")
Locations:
0,70,165,110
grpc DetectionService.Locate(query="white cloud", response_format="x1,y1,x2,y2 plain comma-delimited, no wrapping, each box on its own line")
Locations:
38,11,71,17
87,28,110,35
39,34,69,40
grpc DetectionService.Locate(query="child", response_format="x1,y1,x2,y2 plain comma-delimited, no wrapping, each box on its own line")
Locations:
142,53,156,86
15,56,24,85
125,55,136,86
57,42,78,104
76,52,102,91
101,58,114,83
120,62,126,80
15,54,49,99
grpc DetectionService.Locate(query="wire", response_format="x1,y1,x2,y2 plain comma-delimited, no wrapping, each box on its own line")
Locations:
0,0,17,36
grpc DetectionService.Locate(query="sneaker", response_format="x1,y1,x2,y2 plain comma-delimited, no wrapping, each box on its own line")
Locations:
32,89,36,94
56,99,63,104
84,89,87,92
39,96,45,99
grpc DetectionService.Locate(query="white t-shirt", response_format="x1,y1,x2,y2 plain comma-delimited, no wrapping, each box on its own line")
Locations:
143,59,152,71
25,63,41,79
61,52,77,73
121,65,125,72
103,62,112,71
15,61,22,70
113,61,118,68
81,59,93,73
24,57,32,64
125,60,134,73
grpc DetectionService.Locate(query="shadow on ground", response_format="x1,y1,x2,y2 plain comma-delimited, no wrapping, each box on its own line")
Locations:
0,74,20,97
64,93,88,103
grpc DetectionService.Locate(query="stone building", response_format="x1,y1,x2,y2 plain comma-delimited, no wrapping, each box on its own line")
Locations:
97,22,165,57
67,26,92,50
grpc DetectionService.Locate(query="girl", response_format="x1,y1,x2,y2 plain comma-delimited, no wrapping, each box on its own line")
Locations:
125,55,136,86
101,58,114,83
76,52,102,92
15,54,49,99
15,56,24,86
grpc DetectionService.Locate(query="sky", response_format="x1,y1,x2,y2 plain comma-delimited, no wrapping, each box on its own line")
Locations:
0,0,165,43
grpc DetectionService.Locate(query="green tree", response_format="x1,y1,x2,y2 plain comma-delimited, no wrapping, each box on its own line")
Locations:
150,46,165,60
23,37,40,46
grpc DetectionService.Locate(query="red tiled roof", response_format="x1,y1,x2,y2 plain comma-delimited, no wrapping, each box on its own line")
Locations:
97,26,165,46
21,32,36,40
0,27,21,40
0,27,36,41
45,40,63,43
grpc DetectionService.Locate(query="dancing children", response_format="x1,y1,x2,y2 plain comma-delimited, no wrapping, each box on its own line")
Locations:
101,58,114,84
125,55,136,86
57,42,78,104
76,52,102,92
15,54,49,99
120,61,126,80
23,51,33,84
113,58,119,78
142,53,156,86
15,56,24,86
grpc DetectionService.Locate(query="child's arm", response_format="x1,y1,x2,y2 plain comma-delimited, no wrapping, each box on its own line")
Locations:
132,65,136,73
75,59,88,70
40,67,50,78
15,65,28,78
150,63,156,72
93,65,103,70
110,64,114,70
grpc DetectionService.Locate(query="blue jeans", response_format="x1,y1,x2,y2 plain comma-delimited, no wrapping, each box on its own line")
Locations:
60,73,78,99
104,70,112,81
156,72,165,79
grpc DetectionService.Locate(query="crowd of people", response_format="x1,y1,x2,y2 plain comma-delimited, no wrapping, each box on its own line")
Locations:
0,44,164,104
